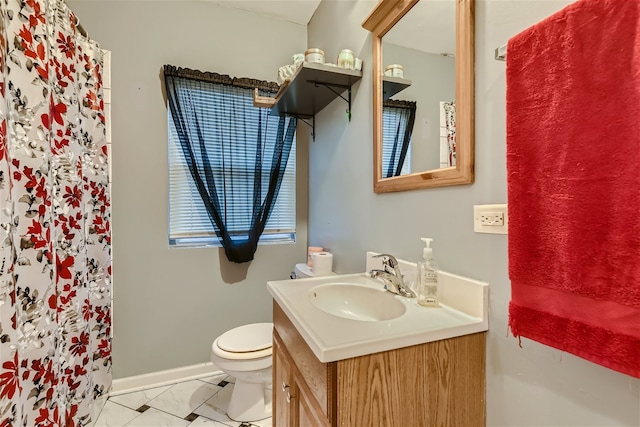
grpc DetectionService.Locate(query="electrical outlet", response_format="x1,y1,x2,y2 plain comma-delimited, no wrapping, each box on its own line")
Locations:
480,212,504,226
474,204,508,234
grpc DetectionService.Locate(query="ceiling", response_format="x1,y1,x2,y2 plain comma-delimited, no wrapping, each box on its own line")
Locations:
384,0,456,55
212,0,322,25
212,0,455,55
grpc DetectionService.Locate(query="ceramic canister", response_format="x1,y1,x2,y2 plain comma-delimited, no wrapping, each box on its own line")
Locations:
305,48,325,64
385,64,404,78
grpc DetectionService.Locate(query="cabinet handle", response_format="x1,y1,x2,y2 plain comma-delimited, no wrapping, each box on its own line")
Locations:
282,381,295,403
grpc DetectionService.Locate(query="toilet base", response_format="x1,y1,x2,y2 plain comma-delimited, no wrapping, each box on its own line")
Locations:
227,380,272,422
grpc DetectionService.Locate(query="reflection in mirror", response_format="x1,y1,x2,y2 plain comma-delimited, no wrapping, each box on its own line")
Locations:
362,0,474,193
382,0,456,176
382,99,416,177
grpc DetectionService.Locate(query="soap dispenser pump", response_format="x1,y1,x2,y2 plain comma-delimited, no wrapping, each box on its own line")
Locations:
416,238,439,307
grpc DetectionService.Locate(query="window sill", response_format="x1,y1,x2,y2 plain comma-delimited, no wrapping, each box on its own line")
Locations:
169,233,296,249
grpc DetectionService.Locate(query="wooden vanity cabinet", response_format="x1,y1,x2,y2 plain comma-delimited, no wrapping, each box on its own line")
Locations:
273,304,334,427
273,335,294,425
272,301,486,427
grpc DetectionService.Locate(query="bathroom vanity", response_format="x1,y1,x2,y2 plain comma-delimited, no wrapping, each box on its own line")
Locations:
273,301,485,426
267,269,489,426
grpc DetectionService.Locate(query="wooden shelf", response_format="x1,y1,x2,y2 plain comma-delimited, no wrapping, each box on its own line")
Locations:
270,62,362,119
383,76,412,101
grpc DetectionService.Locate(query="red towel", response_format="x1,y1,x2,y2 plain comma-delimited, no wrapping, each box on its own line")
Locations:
507,0,640,378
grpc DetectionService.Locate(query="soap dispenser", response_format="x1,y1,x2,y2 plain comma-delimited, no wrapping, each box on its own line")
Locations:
416,238,439,307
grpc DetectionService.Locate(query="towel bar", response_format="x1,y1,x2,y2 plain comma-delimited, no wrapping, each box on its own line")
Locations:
495,44,507,61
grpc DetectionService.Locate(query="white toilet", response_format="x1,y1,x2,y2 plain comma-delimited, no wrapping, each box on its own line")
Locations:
293,262,337,278
210,322,273,422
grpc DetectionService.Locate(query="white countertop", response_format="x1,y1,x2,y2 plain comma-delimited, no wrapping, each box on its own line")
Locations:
267,271,489,363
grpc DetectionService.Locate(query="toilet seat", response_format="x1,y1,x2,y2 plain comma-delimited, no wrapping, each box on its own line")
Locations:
218,323,272,352
212,322,273,360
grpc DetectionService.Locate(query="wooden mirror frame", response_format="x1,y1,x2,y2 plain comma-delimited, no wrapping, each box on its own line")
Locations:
362,0,475,193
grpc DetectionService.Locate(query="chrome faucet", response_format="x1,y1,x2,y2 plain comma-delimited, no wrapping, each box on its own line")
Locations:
369,254,416,298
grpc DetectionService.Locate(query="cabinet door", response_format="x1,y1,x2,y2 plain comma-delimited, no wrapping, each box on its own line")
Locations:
273,335,294,426
297,373,331,427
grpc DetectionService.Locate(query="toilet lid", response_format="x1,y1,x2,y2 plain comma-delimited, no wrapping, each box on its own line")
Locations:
217,322,273,353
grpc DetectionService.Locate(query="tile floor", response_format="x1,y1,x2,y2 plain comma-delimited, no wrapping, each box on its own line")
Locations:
94,373,272,427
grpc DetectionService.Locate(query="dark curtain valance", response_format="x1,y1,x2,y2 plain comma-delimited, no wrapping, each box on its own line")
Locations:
163,64,280,93
383,99,417,110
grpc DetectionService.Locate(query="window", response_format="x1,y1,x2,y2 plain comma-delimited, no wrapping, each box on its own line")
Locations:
168,80,296,248
382,102,414,177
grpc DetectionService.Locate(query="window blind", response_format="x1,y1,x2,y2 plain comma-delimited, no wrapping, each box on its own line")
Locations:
382,105,412,176
168,84,296,247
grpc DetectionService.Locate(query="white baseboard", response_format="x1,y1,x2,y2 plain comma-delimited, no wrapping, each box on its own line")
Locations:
110,362,222,396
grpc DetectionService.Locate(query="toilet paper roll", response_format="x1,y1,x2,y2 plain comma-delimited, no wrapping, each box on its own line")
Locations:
312,252,333,276
307,246,324,267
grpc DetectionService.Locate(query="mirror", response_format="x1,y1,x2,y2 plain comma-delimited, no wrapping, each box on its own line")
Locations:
382,1,456,174
363,0,474,193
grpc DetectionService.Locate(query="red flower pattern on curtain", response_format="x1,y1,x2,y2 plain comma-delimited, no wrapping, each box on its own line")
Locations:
443,100,456,167
0,0,112,426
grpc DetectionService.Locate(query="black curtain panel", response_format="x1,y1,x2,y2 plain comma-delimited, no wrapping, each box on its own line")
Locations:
163,65,296,263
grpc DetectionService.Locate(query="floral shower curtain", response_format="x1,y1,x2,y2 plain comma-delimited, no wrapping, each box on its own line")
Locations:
443,100,456,167
0,1,112,426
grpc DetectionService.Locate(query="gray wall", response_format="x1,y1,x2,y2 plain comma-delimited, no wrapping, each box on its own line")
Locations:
69,0,640,424
307,1,640,426
68,1,309,379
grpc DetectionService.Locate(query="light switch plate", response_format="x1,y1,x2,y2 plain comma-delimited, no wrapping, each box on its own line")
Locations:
474,204,508,234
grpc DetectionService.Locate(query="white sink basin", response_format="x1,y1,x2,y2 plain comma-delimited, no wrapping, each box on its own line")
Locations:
267,271,488,363
308,283,406,321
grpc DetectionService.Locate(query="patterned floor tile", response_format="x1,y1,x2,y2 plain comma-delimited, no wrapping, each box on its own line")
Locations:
109,384,173,411
146,379,222,419
188,416,234,426
198,373,229,386
93,401,141,427
194,384,271,427
251,416,273,427
101,375,271,427
123,407,190,426
193,384,243,426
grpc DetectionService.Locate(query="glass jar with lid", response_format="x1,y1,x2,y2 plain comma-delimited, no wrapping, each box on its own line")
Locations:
337,49,355,69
